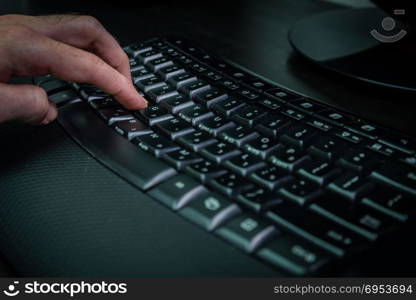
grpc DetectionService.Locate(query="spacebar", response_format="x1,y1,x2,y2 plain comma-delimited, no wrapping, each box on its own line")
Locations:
58,101,177,190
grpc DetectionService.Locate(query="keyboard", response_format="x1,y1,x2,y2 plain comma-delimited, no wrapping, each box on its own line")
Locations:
45,37,416,276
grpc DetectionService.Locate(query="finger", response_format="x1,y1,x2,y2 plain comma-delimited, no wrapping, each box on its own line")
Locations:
0,82,58,125
3,26,146,110
0,14,132,81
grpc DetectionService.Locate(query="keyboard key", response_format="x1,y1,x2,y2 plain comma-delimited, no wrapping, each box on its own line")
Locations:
136,49,163,63
155,117,195,140
180,79,211,98
215,215,278,252
279,177,323,206
237,186,283,212
170,40,205,56
308,137,347,161
317,110,355,126
145,56,173,71
232,105,267,127
228,69,255,81
164,47,180,58
366,141,396,157
188,62,207,73
209,172,254,198
244,136,281,159
218,78,240,90
186,159,228,183
371,163,416,195
202,70,223,82
245,79,274,91
224,153,266,176
163,148,203,170
138,105,173,125
89,97,119,109
147,85,178,103
251,165,293,191
213,97,246,117
128,56,140,68
236,87,260,100
179,104,214,125
269,146,311,172
289,99,328,114
134,132,179,157
361,185,415,222
97,108,133,125
129,58,142,73
124,148,177,190
311,197,397,241
297,160,341,186
49,89,80,105
281,107,306,121
400,155,416,168
178,130,216,152
280,126,318,150
148,174,207,210
334,129,364,144
179,193,241,231
160,94,194,114
200,141,241,163
257,234,332,276
379,135,415,155
113,119,152,140
157,64,185,80
346,122,383,139
258,97,282,110
79,84,107,101
126,44,152,58
255,114,291,139
177,54,193,64
327,172,374,201
135,76,167,92
220,125,259,147
210,59,236,73
132,67,154,82
307,118,333,132
168,72,197,88
198,115,235,136
195,87,228,108
266,200,366,256
337,149,382,173
266,89,301,103
150,40,168,50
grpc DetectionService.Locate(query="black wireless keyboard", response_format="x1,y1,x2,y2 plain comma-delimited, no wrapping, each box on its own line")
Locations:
48,37,416,276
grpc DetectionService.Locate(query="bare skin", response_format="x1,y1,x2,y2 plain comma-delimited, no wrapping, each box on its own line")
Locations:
0,14,147,125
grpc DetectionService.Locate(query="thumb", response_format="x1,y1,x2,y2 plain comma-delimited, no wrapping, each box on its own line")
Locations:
0,83,58,125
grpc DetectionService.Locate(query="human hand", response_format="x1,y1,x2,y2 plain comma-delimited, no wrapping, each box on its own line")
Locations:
0,14,147,125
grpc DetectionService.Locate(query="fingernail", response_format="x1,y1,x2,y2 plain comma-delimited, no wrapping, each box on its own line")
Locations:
40,103,58,125
40,116,51,126
40,118,51,126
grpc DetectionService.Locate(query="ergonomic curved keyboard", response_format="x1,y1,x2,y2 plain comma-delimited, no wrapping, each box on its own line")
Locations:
44,37,416,276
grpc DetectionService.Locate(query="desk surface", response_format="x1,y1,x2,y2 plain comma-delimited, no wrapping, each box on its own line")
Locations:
2,0,416,136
